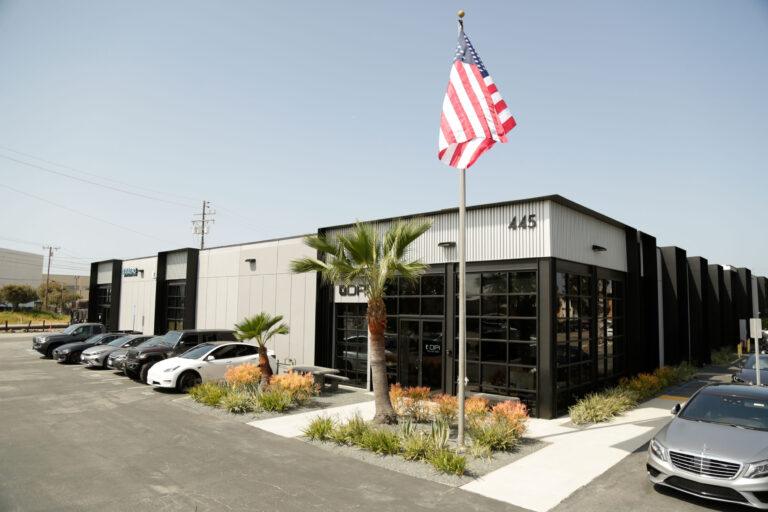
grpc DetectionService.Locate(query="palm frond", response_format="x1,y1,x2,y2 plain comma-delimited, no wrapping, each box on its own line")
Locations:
303,234,339,256
234,312,289,346
390,219,432,259
340,222,377,265
290,257,329,274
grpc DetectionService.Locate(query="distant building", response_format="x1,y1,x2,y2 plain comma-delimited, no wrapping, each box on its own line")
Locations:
0,248,43,287
47,273,90,301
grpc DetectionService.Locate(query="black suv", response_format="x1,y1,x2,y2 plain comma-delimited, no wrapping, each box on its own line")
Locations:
32,323,106,357
124,329,237,382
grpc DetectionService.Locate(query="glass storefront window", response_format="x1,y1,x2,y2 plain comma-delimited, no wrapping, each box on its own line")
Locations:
456,270,538,415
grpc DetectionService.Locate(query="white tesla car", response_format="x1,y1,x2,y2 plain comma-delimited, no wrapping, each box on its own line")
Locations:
146,342,276,392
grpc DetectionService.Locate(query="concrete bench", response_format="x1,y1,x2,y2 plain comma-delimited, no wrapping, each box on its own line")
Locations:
323,373,351,392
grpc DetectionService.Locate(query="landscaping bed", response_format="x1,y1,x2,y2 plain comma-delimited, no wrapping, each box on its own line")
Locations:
300,385,541,484
182,365,372,422
568,363,697,425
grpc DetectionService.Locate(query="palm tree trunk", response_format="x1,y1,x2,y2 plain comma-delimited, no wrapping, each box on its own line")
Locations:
258,344,272,390
368,297,397,424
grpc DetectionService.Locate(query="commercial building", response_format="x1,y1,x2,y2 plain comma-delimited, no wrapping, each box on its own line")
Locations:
0,248,43,287
88,195,767,418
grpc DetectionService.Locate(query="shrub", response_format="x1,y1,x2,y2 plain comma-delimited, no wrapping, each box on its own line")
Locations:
329,414,371,445
188,382,228,406
427,449,467,475
433,394,458,423
469,442,493,460
568,387,638,425
258,388,293,412
225,363,262,390
464,396,489,419
712,347,738,366
619,372,661,401
404,386,431,401
491,401,528,437
429,420,450,451
401,431,432,461
303,416,335,441
389,384,433,420
221,389,253,413
467,416,523,452
270,371,317,404
358,428,402,455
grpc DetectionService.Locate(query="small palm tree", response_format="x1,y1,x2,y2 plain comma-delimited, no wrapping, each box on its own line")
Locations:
234,312,290,389
291,220,431,424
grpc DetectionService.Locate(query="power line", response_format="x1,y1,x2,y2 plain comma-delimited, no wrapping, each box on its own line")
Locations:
0,184,179,245
0,153,193,208
0,144,201,205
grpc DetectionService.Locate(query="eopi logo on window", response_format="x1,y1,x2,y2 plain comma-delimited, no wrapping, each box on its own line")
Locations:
334,284,368,304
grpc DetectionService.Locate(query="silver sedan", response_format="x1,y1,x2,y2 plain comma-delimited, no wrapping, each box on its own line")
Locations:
647,383,768,509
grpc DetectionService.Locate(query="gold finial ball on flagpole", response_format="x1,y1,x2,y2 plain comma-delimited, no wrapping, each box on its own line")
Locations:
457,10,465,18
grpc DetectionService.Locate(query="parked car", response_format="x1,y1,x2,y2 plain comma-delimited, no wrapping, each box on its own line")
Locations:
80,334,152,369
52,332,125,363
733,355,768,386
124,329,237,383
647,383,768,509
147,342,276,391
32,323,106,357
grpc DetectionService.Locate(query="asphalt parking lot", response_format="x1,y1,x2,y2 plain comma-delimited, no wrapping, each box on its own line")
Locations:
0,333,516,512
0,333,751,512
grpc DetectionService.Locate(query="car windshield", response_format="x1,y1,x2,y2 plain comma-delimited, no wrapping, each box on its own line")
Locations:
743,355,768,370
107,336,131,347
681,391,768,431
163,331,183,345
180,343,215,359
134,336,168,348
61,324,81,335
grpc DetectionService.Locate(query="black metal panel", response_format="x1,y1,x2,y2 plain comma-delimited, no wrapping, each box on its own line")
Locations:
722,269,739,346
153,252,168,335
687,257,710,365
183,248,199,330
736,268,753,323
639,232,659,371
758,277,768,318
109,260,122,332
706,264,724,350
537,258,555,419
659,247,689,365
87,262,98,322
624,228,643,374
313,277,334,367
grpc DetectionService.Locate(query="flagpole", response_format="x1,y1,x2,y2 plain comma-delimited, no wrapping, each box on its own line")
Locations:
457,166,467,448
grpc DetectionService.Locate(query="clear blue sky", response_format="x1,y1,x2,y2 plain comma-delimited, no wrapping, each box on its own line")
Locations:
0,0,766,276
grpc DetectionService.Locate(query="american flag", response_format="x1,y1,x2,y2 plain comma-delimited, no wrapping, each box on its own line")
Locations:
438,26,516,169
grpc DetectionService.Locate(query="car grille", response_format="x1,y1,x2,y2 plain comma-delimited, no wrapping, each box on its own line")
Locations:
664,476,748,503
669,451,741,479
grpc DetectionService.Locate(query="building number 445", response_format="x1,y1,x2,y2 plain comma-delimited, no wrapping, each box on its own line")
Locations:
508,214,537,230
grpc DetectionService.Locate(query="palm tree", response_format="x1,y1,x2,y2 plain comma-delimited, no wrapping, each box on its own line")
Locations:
234,312,290,389
290,220,432,424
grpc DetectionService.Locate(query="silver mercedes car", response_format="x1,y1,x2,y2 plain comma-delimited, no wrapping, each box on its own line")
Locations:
647,384,768,508
80,334,151,368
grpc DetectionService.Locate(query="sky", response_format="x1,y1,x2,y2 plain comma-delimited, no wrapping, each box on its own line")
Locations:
0,0,766,276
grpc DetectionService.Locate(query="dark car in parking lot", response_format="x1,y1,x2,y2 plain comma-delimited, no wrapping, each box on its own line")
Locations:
52,332,125,363
124,329,237,383
733,354,768,386
32,323,106,357
80,334,152,368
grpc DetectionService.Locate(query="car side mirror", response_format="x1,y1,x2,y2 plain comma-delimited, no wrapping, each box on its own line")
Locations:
671,403,681,415
205,355,215,361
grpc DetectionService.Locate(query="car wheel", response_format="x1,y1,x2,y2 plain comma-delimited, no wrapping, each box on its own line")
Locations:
176,371,202,392
139,364,152,384
45,346,55,358
102,357,110,369
70,351,81,364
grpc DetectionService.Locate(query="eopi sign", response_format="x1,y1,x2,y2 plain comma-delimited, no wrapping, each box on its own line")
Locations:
334,284,368,304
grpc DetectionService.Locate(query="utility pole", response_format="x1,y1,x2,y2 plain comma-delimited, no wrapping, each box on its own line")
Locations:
192,200,215,250
42,245,59,311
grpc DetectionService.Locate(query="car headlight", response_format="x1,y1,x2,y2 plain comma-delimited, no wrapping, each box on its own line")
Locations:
745,460,768,479
164,366,180,373
137,353,148,360
60,349,70,354
649,438,668,462
732,374,746,383
90,350,105,356
39,337,47,342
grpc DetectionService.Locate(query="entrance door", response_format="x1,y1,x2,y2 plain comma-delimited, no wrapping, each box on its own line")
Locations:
397,319,444,390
